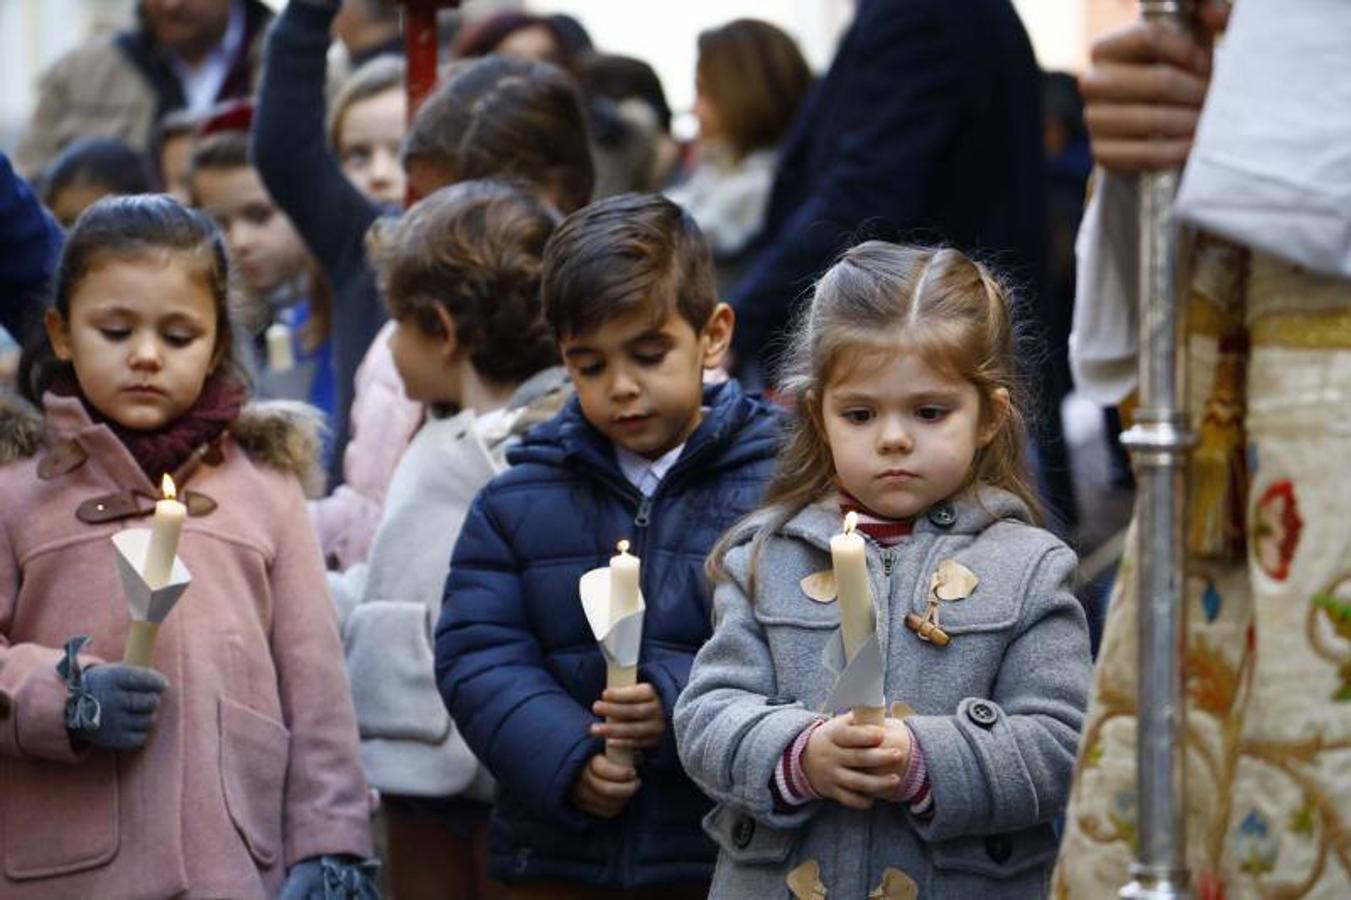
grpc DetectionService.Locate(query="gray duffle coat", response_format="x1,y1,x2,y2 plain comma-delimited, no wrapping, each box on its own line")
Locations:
673,487,1091,899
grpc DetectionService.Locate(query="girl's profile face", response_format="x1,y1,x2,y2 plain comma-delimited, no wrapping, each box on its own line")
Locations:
339,86,407,207
46,255,220,431
819,348,994,520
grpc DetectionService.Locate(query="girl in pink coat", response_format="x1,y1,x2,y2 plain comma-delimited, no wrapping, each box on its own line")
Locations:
0,195,376,898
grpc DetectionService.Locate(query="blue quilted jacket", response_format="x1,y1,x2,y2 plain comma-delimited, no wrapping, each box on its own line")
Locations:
435,380,781,886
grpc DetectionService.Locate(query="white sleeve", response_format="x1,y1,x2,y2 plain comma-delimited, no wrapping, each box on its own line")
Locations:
1068,169,1140,405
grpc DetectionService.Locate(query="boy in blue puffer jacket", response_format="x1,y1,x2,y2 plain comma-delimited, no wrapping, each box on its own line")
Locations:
435,193,781,896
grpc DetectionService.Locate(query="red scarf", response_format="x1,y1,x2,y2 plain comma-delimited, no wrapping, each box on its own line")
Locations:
838,490,914,546
53,372,247,481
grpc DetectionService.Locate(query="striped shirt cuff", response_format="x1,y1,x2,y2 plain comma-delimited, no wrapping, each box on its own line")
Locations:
771,719,825,809
889,723,933,818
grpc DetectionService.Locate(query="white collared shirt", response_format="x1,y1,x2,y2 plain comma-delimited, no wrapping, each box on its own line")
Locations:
168,0,246,115
616,443,685,498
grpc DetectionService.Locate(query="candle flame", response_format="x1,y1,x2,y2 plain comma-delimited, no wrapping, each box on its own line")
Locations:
843,511,858,535
616,539,631,555
161,474,177,501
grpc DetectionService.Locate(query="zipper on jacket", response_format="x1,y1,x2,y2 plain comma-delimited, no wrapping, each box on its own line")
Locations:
882,550,896,577
634,495,653,528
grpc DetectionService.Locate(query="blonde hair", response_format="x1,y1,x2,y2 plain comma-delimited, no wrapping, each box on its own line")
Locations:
327,54,405,150
708,241,1041,590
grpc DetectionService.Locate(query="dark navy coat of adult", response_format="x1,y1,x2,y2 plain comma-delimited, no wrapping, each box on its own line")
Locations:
435,380,782,886
731,0,1046,375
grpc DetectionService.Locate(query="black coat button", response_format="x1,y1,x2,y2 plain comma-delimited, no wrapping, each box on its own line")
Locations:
967,700,998,728
928,503,957,528
732,816,756,849
765,695,794,706
985,834,1013,865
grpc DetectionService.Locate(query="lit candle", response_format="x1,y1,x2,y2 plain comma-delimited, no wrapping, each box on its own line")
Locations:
605,540,641,766
830,512,875,661
143,474,186,590
265,322,295,373
608,540,641,626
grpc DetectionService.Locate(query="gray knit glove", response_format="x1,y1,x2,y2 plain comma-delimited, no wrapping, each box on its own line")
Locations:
59,636,167,751
280,856,381,900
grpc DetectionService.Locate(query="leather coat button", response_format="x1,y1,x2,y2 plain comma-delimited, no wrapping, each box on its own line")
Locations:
966,700,998,729
928,503,957,528
985,834,1013,865
732,816,756,849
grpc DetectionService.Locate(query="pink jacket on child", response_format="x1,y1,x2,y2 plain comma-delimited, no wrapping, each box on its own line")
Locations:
308,321,422,571
0,394,372,898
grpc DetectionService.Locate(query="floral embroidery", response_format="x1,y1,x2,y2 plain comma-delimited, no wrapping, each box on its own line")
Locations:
1310,575,1351,701
1234,810,1279,875
1186,634,1241,717
1203,580,1223,623
1196,866,1228,900
1253,481,1302,581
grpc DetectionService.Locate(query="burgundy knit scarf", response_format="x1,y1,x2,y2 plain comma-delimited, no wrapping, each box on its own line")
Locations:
53,371,248,482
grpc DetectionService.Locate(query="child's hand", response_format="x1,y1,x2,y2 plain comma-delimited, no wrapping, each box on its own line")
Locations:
570,752,640,819
589,682,664,750
800,712,905,810
857,717,914,792
68,664,168,750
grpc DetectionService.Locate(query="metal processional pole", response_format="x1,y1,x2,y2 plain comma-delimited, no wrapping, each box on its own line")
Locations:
1119,2,1196,898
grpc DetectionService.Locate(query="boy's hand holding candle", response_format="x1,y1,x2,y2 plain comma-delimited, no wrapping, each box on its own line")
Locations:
577,539,649,767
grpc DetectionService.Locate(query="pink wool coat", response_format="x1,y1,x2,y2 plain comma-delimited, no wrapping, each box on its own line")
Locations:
0,394,372,898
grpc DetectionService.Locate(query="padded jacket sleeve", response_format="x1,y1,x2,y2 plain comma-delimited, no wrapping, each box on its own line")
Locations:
435,491,603,830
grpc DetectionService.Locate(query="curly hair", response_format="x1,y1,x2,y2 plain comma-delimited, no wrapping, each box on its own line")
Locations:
368,179,561,386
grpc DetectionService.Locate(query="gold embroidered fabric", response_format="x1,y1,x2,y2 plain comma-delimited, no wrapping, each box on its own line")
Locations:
1053,250,1351,899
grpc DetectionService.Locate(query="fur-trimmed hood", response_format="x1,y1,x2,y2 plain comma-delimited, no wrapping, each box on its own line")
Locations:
0,391,328,496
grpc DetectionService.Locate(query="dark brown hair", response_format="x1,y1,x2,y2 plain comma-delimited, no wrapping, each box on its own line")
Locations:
19,194,236,403
402,55,594,214
369,179,560,385
452,12,572,70
697,19,812,160
541,193,716,340
709,242,1040,588
186,130,333,354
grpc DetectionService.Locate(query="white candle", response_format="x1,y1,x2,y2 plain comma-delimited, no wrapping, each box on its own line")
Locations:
265,322,295,373
608,539,641,626
830,511,875,661
143,474,186,590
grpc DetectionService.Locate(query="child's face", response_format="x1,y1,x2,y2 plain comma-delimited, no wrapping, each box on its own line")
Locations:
46,256,220,431
387,311,456,405
339,87,407,207
160,133,193,204
819,349,996,520
560,304,733,459
48,181,114,230
192,165,308,297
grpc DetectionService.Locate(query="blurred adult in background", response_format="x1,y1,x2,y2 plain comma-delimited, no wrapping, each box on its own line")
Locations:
15,0,273,180
730,0,1045,383
668,19,812,293
577,53,680,191
453,10,664,197
40,137,154,229
332,0,405,69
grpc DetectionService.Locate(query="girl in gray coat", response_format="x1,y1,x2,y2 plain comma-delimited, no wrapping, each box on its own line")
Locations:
674,242,1092,899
